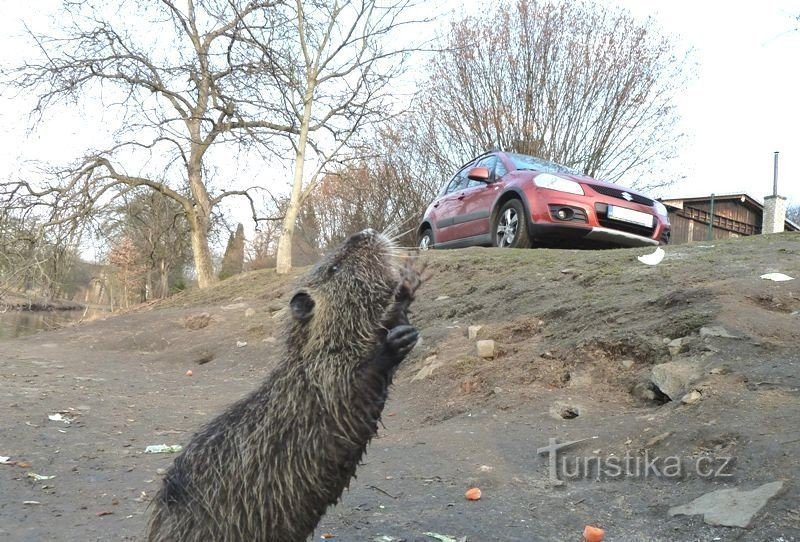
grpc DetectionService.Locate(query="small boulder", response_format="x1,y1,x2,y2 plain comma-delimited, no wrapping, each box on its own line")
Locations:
468,325,483,340
667,337,686,357
476,340,496,359
411,355,442,382
668,481,784,528
620,359,635,369
650,360,704,400
681,390,702,405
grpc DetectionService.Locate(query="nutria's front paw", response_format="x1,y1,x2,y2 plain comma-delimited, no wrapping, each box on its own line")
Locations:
387,324,418,361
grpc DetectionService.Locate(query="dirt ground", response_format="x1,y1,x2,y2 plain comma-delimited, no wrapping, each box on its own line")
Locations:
2,233,799,541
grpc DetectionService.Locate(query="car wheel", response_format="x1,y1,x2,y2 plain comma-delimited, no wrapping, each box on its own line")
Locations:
494,199,530,248
418,228,434,250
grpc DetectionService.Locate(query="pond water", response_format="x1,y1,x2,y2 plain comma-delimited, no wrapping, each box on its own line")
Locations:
0,310,90,341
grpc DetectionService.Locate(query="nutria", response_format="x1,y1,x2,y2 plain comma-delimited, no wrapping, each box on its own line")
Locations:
147,229,422,542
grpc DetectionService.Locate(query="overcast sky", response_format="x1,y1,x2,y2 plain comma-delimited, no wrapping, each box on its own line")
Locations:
1,0,798,230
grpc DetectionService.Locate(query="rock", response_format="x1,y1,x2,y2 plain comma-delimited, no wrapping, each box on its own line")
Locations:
244,308,256,318
667,337,686,357
221,302,247,311
262,337,277,344
467,325,483,340
650,360,704,400
156,468,167,475
411,355,443,382
621,359,635,369
668,481,784,528
476,340,495,359
236,341,248,348
184,312,211,330
709,366,730,375
681,390,702,405
435,295,451,301
478,465,494,472
699,325,741,339
549,401,581,420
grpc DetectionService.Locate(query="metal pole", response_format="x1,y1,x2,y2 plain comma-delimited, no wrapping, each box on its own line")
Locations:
707,193,715,241
773,151,779,196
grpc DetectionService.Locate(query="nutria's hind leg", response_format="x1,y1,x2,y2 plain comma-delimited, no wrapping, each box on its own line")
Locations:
373,324,418,373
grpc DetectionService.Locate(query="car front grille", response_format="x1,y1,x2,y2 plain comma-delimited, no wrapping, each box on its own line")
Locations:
590,185,654,207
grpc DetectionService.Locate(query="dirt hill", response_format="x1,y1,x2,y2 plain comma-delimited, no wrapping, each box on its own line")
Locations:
2,233,799,541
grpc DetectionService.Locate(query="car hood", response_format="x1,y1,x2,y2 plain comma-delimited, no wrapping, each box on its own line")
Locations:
555,171,649,198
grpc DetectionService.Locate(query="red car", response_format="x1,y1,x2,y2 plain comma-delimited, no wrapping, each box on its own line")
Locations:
417,151,670,250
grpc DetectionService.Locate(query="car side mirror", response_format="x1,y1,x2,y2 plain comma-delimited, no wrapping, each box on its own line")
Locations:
467,166,491,183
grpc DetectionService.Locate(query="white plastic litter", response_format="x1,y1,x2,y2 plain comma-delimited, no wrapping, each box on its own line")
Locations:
145,444,183,454
0,456,11,464
637,247,665,266
48,413,73,424
27,472,55,481
760,273,794,282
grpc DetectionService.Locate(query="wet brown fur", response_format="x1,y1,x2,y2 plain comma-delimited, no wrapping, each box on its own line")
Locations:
147,230,421,542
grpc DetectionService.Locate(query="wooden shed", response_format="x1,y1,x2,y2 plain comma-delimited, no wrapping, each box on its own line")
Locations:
661,194,799,244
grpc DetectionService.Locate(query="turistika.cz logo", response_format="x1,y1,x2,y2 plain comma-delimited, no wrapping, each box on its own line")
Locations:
537,437,735,485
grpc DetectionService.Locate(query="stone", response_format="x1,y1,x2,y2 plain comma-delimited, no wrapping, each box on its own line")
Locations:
221,302,247,311
681,390,702,405
632,382,656,401
236,341,248,348
668,481,784,528
411,355,443,382
650,360,704,400
244,308,256,318
435,295,451,301
476,340,495,359
667,337,686,357
262,337,277,344
699,326,741,339
468,325,483,340
621,359,635,369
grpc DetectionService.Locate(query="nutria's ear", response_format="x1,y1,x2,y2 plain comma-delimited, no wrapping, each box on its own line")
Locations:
290,291,315,322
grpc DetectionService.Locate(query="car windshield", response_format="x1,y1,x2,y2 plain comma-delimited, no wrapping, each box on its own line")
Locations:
507,153,580,175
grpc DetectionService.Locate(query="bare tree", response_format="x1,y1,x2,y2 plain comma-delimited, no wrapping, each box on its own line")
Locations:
104,189,193,299
309,125,439,248
787,204,800,225
3,0,297,288
414,0,691,189
243,0,424,273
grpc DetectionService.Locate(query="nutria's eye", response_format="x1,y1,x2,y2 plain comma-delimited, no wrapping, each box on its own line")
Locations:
289,291,315,322
329,265,339,275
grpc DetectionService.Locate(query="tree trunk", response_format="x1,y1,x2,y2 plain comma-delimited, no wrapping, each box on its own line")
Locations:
186,157,217,289
276,83,316,275
188,212,216,289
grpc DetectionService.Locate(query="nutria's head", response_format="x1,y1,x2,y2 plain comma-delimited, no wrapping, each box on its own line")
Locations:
286,229,406,359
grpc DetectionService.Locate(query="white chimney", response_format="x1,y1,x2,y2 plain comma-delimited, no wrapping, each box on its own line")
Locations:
762,195,787,234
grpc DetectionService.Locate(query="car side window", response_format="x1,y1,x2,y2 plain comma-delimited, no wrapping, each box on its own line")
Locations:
495,158,508,179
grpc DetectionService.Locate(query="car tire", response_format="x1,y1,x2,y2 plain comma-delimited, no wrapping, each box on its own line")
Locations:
418,228,434,250
493,199,530,248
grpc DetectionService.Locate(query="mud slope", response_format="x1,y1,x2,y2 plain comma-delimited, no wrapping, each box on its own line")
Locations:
1,233,798,541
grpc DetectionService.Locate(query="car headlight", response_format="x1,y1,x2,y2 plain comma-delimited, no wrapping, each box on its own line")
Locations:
654,200,668,217
533,174,584,195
